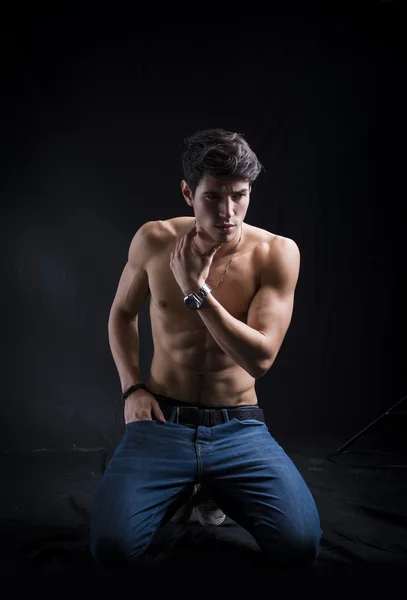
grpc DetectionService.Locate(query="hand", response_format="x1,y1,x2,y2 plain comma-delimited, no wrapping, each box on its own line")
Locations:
170,223,223,295
124,389,166,424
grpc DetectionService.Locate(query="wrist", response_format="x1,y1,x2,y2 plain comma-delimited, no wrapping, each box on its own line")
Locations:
122,383,147,401
184,280,207,295
120,371,142,394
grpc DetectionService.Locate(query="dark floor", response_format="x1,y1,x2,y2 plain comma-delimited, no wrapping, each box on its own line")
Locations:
1,428,406,582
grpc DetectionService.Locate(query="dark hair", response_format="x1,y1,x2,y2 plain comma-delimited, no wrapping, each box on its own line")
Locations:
181,128,263,195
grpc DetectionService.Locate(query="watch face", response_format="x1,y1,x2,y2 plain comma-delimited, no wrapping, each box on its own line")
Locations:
185,295,201,309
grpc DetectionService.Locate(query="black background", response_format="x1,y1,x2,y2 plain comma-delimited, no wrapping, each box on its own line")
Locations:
1,1,404,454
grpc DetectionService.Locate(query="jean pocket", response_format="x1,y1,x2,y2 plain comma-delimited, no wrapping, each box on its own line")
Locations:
232,417,265,426
125,419,155,426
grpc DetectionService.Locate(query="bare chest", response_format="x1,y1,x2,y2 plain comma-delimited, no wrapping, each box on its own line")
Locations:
147,246,259,326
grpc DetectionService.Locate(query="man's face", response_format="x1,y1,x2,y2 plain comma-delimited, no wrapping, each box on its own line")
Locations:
181,174,251,242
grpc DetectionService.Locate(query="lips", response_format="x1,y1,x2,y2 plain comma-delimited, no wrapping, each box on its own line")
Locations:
216,224,235,229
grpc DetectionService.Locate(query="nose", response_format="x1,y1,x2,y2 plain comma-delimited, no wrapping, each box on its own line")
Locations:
219,197,234,220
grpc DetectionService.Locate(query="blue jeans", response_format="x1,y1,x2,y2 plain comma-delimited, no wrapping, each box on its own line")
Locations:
89,393,323,568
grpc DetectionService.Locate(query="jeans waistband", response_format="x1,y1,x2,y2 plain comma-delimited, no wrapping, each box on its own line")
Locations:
151,393,263,427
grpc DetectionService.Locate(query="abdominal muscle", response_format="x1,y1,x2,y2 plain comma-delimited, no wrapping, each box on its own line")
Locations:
143,217,263,407
146,332,258,407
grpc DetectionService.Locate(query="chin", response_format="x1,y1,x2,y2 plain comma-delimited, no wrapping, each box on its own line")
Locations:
214,226,236,235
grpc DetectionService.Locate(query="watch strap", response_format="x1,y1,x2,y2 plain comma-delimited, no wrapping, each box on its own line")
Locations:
196,282,212,298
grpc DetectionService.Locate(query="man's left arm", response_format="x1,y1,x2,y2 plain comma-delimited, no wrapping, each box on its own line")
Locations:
196,237,301,378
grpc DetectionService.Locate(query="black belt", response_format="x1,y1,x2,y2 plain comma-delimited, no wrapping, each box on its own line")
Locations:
157,401,265,427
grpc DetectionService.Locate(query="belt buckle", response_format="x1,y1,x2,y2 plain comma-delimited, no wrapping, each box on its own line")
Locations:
178,405,197,426
203,408,217,427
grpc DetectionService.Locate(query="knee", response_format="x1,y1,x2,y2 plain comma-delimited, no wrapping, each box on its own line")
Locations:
260,525,323,567
286,528,322,565
89,529,147,569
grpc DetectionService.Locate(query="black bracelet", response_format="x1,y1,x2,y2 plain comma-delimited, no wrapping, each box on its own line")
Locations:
122,383,147,401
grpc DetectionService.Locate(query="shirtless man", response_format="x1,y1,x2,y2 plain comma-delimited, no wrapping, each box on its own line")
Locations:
89,128,323,569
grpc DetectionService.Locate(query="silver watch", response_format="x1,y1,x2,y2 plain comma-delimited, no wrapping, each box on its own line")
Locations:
184,282,212,310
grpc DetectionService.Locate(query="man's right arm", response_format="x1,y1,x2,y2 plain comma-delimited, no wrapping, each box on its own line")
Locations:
107,221,157,394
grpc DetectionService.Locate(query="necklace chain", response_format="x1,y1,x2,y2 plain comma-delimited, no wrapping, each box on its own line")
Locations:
192,224,243,291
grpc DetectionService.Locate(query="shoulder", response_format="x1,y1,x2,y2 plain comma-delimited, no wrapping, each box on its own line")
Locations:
253,230,300,289
127,220,164,269
129,218,173,250
132,217,193,247
249,222,300,263
128,217,189,262
267,234,300,264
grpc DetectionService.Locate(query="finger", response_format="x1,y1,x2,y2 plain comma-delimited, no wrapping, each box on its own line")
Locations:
185,224,197,240
174,238,183,254
173,238,182,253
153,401,166,423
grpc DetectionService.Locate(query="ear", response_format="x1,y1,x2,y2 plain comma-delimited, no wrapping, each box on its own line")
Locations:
181,180,193,207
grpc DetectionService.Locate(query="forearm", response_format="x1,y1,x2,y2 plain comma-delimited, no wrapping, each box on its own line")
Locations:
197,293,270,378
108,309,143,392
